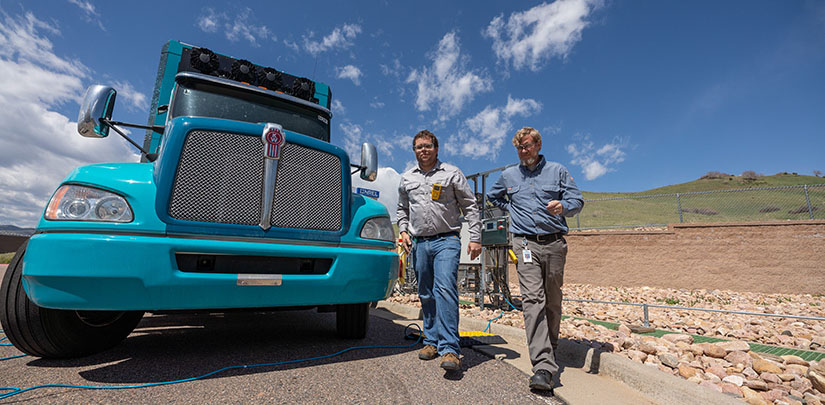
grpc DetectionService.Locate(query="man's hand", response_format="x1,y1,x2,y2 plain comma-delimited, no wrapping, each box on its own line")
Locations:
546,200,563,215
400,231,412,253
468,241,482,260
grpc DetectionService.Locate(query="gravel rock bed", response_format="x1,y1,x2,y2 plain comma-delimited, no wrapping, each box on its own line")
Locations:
388,283,825,404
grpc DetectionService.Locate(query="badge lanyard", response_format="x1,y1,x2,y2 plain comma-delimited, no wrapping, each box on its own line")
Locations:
522,238,533,263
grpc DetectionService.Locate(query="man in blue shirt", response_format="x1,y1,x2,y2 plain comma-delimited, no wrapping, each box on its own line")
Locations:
487,127,584,391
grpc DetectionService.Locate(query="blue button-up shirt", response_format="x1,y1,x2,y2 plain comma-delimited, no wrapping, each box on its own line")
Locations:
487,156,584,235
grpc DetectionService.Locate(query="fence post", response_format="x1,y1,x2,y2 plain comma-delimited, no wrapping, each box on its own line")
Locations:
804,185,814,220
643,304,650,328
676,193,684,223
576,213,580,230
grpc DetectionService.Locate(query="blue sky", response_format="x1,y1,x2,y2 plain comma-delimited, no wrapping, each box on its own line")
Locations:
1,0,824,227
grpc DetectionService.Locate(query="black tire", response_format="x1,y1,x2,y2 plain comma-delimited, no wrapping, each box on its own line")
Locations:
0,240,144,359
335,302,369,339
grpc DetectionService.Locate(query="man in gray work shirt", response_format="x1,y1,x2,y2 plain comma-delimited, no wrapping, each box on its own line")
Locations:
397,129,481,371
487,127,584,391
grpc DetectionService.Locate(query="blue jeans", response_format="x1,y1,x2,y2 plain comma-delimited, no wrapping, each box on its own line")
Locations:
413,234,461,355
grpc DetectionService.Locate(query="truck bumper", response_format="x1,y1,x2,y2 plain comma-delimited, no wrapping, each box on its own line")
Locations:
22,232,398,311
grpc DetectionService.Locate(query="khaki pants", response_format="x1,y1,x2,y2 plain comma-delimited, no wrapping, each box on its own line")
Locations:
513,235,567,375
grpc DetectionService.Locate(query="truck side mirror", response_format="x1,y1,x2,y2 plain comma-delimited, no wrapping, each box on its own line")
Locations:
77,85,117,138
360,143,378,181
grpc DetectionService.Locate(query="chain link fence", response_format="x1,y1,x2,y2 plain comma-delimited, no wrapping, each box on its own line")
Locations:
574,184,825,230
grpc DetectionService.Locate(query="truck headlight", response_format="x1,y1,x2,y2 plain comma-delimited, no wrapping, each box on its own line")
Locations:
45,185,134,223
360,216,394,242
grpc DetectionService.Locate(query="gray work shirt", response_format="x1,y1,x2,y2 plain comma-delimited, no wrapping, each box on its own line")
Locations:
487,155,584,235
397,160,481,242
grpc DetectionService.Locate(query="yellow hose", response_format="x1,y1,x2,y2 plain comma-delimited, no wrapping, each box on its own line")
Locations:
508,249,518,264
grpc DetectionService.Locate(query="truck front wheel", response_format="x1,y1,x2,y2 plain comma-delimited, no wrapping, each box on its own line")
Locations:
336,302,369,339
0,240,144,359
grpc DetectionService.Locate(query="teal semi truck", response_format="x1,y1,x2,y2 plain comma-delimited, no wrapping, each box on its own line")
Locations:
0,41,398,358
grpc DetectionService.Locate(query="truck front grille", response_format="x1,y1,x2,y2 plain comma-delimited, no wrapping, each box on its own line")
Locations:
169,130,342,230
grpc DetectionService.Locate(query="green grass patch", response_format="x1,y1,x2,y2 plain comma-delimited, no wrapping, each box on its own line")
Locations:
0,252,14,264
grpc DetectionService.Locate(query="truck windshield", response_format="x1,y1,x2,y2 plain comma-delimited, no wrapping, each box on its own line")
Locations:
170,78,330,142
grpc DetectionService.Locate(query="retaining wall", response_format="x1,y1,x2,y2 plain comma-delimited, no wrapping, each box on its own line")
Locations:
564,221,825,294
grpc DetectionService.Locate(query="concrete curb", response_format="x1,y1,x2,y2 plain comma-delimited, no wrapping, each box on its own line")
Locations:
375,300,742,405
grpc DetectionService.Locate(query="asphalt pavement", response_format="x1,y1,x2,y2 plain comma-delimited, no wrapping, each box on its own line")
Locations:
1,309,562,404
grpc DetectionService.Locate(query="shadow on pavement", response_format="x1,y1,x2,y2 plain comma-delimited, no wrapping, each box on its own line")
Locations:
23,310,424,384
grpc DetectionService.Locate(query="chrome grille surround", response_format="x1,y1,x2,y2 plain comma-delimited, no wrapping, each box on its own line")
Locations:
169,130,342,230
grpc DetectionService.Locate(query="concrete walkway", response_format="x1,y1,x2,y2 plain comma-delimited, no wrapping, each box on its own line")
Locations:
374,300,742,405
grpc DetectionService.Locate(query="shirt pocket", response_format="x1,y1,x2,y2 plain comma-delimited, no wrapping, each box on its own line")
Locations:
433,183,455,205
404,181,427,201
506,185,527,206
540,184,561,202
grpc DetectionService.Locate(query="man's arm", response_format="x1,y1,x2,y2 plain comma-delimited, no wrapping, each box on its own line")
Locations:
558,167,584,217
486,175,510,212
396,178,413,252
452,171,482,260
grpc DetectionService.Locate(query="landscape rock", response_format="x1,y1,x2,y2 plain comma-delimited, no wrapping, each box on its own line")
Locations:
745,379,768,391
725,351,753,367
719,382,743,397
396,282,825,405
740,386,767,404
809,369,825,394
657,353,679,368
723,375,744,386
702,343,728,358
678,364,699,379
753,359,783,374
718,340,752,352
662,333,693,344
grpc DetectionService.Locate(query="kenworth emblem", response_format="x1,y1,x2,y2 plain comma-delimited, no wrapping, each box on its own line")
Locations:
259,123,285,230
263,124,285,159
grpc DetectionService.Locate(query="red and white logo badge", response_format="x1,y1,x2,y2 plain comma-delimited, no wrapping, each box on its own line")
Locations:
262,124,285,159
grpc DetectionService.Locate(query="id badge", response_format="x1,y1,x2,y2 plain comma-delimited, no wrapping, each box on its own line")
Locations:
522,249,533,263
431,183,442,200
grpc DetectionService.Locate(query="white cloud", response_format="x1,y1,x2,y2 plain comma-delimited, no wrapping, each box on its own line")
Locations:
351,167,402,221
566,134,628,180
112,80,148,112
331,98,345,115
335,65,362,85
197,9,219,33
370,100,385,109
445,95,541,159
0,11,138,227
379,58,403,78
484,0,602,71
406,32,492,122
68,0,105,31
196,7,274,47
303,24,362,56
339,121,408,168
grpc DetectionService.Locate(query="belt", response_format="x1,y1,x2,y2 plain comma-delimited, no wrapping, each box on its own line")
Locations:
416,231,459,241
515,233,564,243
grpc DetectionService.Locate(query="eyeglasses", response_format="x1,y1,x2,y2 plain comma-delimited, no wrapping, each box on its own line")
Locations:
516,142,536,151
413,143,435,151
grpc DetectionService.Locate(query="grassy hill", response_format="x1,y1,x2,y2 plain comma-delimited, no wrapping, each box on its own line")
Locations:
583,172,825,199
576,173,825,229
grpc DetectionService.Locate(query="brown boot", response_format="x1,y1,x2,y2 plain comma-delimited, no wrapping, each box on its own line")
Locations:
440,352,461,370
418,345,438,360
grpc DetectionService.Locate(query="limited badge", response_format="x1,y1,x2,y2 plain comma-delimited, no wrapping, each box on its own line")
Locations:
431,183,442,200
262,124,285,159
522,249,533,264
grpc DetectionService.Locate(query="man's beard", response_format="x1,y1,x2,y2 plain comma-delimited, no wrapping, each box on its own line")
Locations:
520,156,537,166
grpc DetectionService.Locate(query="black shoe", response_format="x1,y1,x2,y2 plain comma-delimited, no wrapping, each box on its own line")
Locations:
529,369,553,391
